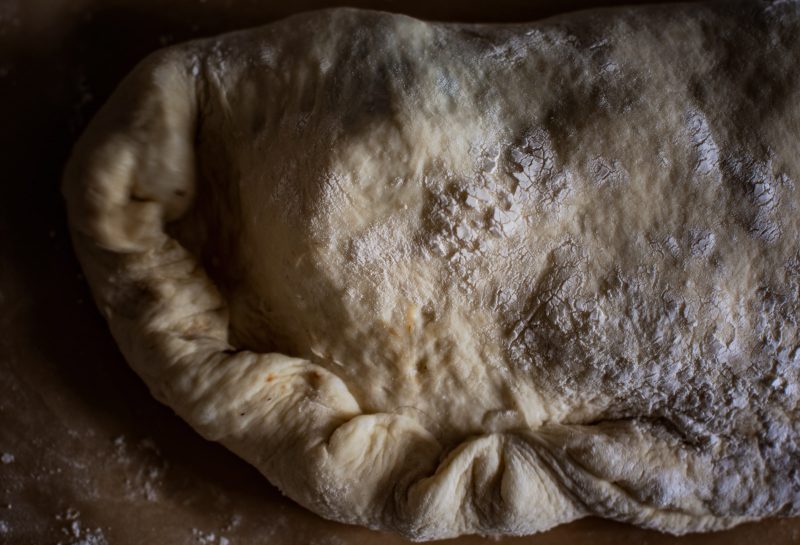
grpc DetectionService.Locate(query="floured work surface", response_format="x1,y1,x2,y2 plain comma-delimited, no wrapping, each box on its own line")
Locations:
32,0,800,541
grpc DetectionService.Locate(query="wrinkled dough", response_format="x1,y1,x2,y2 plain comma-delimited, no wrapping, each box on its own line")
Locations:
64,3,800,540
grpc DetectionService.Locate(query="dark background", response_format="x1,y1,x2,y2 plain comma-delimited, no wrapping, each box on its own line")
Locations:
2,0,800,543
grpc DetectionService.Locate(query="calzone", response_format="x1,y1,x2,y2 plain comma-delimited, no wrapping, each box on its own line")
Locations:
63,2,800,540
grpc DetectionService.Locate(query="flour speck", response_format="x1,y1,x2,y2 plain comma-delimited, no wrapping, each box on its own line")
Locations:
55,509,107,545
192,528,230,544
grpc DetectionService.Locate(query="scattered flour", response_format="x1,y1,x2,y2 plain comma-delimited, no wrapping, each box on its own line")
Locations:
112,435,168,501
192,528,230,545
55,509,107,545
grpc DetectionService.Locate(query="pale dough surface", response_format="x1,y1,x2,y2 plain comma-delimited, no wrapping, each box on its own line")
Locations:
63,2,800,540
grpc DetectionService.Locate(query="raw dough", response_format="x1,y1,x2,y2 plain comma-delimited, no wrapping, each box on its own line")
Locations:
63,3,800,540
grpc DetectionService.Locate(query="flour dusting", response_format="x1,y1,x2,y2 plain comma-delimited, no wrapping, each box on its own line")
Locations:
55,509,107,545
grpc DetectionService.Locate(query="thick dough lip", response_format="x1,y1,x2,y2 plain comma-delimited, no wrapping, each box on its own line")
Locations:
62,4,800,540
